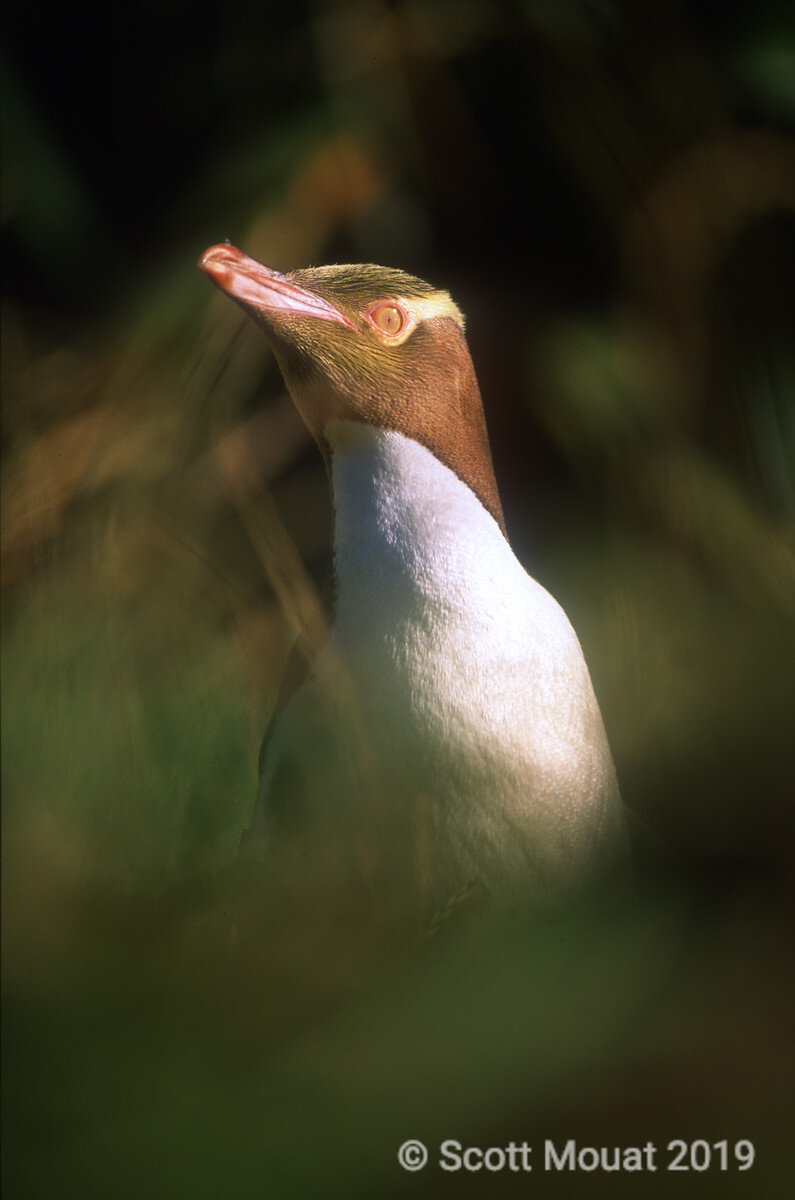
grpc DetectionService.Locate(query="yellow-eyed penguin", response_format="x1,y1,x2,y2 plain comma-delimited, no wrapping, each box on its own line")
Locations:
200,244,627,925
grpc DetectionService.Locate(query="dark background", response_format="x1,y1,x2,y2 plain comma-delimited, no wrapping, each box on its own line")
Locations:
3,2,794,1197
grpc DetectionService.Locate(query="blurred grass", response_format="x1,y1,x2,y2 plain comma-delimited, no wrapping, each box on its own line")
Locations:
3,1,795,1196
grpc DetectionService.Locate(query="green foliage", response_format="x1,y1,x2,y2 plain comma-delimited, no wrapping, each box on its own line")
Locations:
3,1,794,1195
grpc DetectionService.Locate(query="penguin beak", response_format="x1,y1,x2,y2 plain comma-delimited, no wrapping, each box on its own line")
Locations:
199,244,357,330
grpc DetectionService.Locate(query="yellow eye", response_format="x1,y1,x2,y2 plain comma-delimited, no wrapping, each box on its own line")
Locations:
370,302,407,336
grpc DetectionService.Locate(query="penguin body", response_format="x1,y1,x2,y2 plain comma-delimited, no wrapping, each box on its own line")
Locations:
200,246,627,919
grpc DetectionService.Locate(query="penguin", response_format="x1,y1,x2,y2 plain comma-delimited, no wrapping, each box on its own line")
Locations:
200,244,628,927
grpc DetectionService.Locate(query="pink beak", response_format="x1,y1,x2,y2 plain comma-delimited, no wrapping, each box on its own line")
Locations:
199,244,356,330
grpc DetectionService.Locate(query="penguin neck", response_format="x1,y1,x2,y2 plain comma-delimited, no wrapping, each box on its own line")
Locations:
325,419,509,615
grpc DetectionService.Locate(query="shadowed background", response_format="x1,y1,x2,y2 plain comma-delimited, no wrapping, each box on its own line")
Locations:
2,1,794,1196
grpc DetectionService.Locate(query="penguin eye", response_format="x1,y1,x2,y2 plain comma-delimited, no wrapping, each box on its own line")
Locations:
369,302,408,337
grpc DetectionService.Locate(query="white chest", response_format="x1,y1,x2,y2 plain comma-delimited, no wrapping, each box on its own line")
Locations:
254,422,624,906
316,423,622,886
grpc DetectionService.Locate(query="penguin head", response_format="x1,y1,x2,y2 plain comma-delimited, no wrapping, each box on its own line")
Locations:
200,244,504,530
